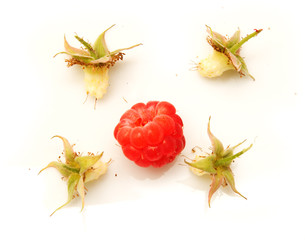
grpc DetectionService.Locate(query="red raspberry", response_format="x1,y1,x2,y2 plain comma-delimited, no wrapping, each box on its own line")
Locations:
114,101,185,168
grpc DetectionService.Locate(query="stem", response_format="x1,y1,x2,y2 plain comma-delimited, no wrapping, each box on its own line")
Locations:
229,29,262,54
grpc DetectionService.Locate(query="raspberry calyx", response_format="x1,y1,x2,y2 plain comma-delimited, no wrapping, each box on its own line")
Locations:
38,136,110,216
185,117,252,207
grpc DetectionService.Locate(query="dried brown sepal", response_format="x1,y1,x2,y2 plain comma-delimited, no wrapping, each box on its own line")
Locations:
65,52,125,68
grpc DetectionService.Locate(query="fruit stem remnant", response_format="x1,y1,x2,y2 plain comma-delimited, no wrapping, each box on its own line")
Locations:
55,25,141,102
198,26,262,80
39,136,110,216
184,117,252,206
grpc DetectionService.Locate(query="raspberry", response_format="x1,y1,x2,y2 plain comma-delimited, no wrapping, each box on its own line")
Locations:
114,101,185,168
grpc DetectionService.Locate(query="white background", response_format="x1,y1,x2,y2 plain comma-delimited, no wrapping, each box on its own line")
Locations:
1,0,304,239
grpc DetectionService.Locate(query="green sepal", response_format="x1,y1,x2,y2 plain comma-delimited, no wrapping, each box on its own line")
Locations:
226,28,240,49
52,135,76,164
109,43,143,56
54,52,94,63
75,152,104,175
208,173,225,207
63,35,89,56
184,155,216,174
222,139,247,158
77,176,85,212
93,24,115,59
215,144,253,167
206,25,226,51
50,173,80,216
38,161,72,177
222,168,247,199
75,35,96,58
235,54,255,80
226,51,242,71
207,116,224,156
